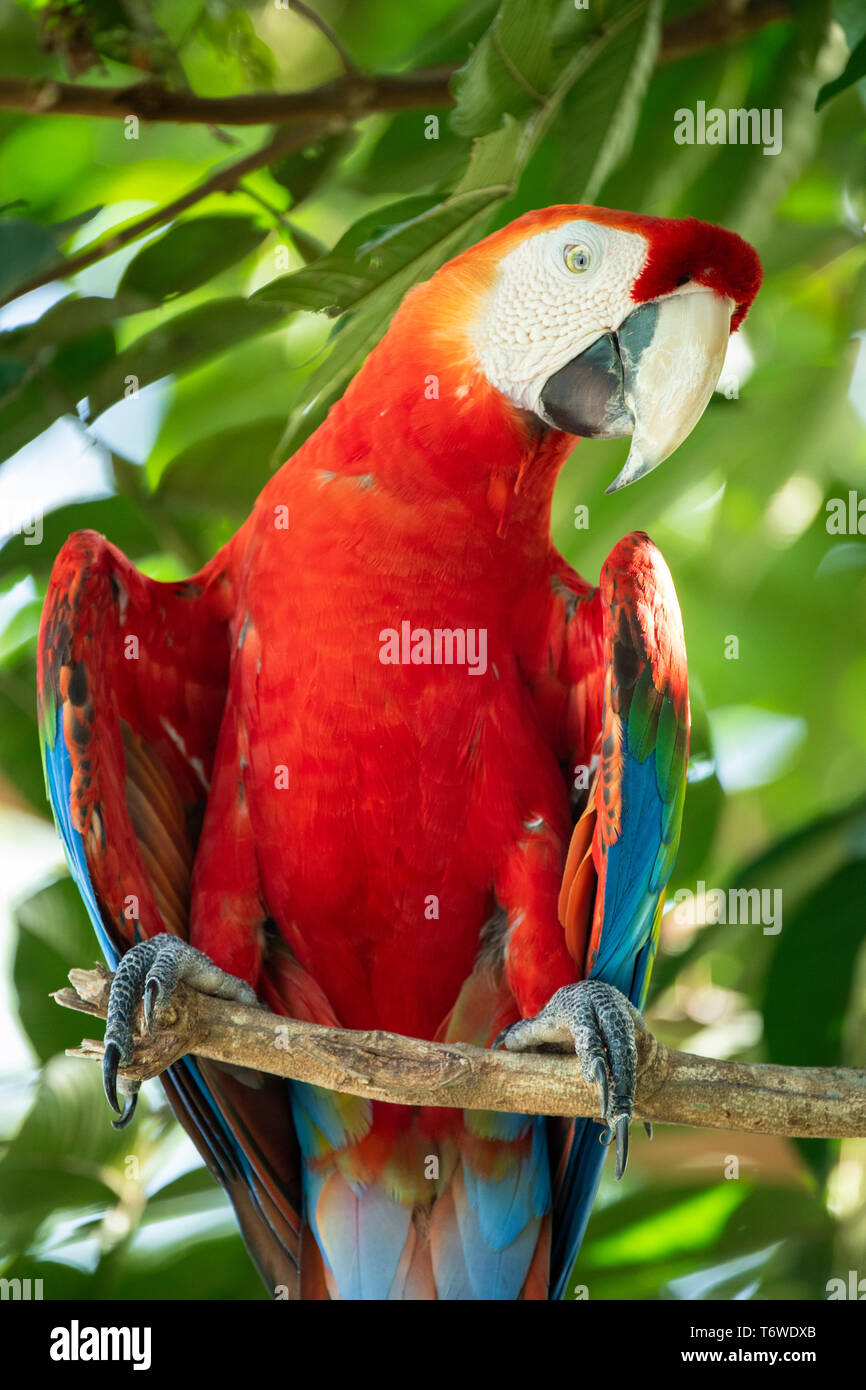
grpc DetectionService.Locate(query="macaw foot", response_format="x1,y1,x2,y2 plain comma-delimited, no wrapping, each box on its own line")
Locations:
495,980,648,1180
102,933,259,1130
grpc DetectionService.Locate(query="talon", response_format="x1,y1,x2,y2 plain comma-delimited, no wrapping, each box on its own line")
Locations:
103,1040,122,1114
143,977,160,1033
614,1116,629,1180
644,1121,653,1140
491,1025,510,1051
111,1092,138,1130
100,933,261,1127
485,980,641,1184
588,1055,608,1121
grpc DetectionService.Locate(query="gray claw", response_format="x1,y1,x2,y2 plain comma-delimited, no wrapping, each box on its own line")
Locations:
103,1040,122,1114
103,1039,139,1129
143,976,160,1034
614,1116,629,1180
644,1121,653,1140
111,1092,138,1130
588,1055,608,1121
101,933,260,1126
492,979,644,1181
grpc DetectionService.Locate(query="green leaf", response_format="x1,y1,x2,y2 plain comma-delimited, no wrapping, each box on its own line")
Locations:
0,383,83,464
450,0,556,138
0,672,45,811
88,298,288,417
144,330,316,486
0,356,27,400
13,877,97,1064
118,216,269,302
91,1226,267,1300
270,129,357,206
55,327,118,396
816,32,866,110
156,416,287,512
0,1057,141,1255
0,294,156,453
551,0,662,203
353,110,468,197
654,797,866,997
251,193,443,312
0,594,41,665
284,221,329,265
763,857,866,1071
454,1,656,215
763,857,866,1179
454,112,525,193
260,188,510,454
50,205,105,241
0,216,63,299
145,1165,225,1208
0,295,143,371
0,204,103,302
581,0,662,201
575,1181,832,1300
581,1183,747,1269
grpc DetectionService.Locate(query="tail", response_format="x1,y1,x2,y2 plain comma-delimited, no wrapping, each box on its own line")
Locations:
291,1083,553,1299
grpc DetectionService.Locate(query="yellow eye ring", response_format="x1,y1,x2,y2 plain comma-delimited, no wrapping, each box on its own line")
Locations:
564,244,592,273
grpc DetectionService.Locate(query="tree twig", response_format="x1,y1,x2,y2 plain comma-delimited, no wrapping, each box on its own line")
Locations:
287,0,360,77
0,2,794,128
0,117,330,309
55,965,866,1139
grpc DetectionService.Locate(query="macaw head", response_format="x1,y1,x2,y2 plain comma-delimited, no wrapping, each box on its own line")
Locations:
419,204,762,493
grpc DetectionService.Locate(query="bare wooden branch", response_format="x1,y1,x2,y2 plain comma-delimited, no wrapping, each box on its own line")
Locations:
0,2,794,129
55,966,866,1139
659,0,793,66
0,69,454,126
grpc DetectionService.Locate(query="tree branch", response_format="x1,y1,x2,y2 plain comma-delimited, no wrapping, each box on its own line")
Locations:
0,69,454,126
0,2,794,128
55,966,866,1139
659,0,793,65
0,117,330,309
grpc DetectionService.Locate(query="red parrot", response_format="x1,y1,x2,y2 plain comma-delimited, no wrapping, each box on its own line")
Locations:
38,204,761,1299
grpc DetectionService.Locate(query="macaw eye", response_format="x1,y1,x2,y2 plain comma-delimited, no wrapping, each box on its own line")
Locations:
564,244,592,273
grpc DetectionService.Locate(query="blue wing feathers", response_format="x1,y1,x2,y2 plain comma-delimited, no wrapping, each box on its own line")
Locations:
553,695,683,1298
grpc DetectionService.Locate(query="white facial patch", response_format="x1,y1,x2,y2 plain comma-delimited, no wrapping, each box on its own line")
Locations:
470,221,649,416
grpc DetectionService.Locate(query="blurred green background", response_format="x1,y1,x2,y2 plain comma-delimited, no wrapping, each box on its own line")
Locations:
0,0,865,1300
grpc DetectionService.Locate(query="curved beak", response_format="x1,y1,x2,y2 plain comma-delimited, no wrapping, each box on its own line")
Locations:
536,289,733,493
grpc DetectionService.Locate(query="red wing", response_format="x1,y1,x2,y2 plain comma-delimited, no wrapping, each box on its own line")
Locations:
38,529,303,1294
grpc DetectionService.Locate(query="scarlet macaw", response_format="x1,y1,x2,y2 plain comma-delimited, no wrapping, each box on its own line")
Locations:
38,204,761,1299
